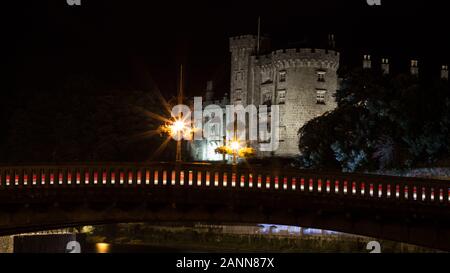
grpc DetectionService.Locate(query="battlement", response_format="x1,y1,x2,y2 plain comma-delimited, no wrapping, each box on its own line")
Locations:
256,48,340,70
229,35,259,51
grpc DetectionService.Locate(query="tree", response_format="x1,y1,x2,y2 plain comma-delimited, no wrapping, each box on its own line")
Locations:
298,68,450,171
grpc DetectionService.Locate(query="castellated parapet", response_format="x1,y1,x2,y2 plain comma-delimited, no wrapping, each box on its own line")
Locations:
258,48,339,70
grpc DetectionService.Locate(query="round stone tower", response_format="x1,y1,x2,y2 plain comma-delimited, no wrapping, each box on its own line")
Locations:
256,48,340,156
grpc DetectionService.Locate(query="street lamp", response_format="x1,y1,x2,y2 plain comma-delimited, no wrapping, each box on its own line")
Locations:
215,139,255,165
159,117,192,162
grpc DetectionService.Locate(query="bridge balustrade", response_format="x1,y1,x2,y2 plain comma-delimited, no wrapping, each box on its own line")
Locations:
0,163,449,206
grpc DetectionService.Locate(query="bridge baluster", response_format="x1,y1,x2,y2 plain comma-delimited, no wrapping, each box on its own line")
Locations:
222,172,228,187
144,169,150,185
239,173,245,188
343,180,348,194
265,175,271,189
23,170,29,187
430,188,435,202
231,172,237,188
5,171,11,187
249,173,254,188
403,184,410,200
335,180,340,194
377,183,383,198
318,179,323,193
308,178,314,192
291,177,297,191
213,172,219,187
285,176,291,191
300,178,305,192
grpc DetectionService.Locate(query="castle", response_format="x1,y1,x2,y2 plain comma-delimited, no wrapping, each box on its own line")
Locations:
190,34,340,161
189,34,449,162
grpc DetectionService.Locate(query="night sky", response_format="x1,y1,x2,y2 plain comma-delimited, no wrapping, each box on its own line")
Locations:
3,0,449,99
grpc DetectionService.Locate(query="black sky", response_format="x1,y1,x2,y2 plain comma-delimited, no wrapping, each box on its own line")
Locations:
3,0,449,99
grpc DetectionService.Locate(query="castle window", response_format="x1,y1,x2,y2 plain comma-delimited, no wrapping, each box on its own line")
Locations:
235,89,242,102
262,92,272,105
316,89,327,105
278,90,286,105
411,60,418,67
317,70,326,82
279,71,286,82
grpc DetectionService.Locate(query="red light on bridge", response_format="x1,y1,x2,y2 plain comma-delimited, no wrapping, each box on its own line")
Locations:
172,170,177,186
76,172,80,185
24,174,28,185
335,181,340,193
214,172,219,187
102,171,107,185
274,176,279,189
318,179,323,192
197,171,202,186
85,172,90,185
154,170,159,185
137,171,141,185
67,172,72,185
223,173,228,187
283,177,288,190
266,176,271,189
292,178,297,190
257,175,262,188
180,171,185,186
59,173,63,185
145,170,150,185
119,172,124,185
206,171,211,186
300,178,305,191
6,174,10,186
188,171,193,186
42,173,46,185
128,172,134,185
240,174,245,188
249,174,253,188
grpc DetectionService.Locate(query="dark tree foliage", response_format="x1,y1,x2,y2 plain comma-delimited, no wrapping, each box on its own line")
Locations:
299,68,450,172
1,77,173,164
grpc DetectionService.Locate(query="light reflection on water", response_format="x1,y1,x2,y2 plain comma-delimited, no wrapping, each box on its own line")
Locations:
95,243,111,253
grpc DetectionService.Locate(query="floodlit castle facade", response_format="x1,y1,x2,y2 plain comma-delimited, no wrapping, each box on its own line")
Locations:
190,34,340,161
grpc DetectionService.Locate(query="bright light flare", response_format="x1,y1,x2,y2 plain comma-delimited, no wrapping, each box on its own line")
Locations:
230,140,240,151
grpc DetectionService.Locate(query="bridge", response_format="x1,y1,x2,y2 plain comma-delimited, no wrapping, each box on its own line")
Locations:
1,162,450,251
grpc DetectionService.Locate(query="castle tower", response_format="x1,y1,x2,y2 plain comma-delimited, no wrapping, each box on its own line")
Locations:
256,48,340,156
363,54,372,69
411,59,419,76
441,65,448,80
328,34,336,49
229,35,258,105
205,81,214,103
381,58,390,75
